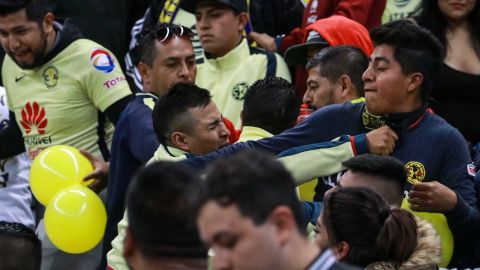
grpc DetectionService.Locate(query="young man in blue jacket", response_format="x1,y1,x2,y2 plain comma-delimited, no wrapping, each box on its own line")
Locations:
183,20,480,268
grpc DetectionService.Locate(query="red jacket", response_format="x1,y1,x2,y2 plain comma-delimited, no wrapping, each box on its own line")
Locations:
290,15,374,98
280,0,385,53
305,15,373,56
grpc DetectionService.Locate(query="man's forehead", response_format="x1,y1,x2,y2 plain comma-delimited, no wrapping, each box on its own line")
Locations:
156,38,194,58
307,67,330,83
199,201,246,233
370,44,394,61
160,51,195,62
205,200,248,218
307,65,322,76
0,9,35,29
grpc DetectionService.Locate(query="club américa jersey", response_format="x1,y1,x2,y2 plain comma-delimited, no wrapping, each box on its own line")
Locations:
2,39,131,160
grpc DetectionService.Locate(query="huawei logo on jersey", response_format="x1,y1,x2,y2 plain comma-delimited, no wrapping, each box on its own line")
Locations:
20,102,48,134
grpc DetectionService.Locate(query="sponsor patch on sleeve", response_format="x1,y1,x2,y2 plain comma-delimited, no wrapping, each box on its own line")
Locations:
103,76,126,88
91,49,115,73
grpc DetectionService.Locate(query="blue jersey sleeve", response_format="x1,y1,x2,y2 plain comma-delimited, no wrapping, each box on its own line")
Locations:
440,128,480,266
441,128,478,219
127,103,159,162
182,103,367,170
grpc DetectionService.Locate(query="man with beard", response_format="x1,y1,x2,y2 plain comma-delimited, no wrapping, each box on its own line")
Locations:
0,0,132,269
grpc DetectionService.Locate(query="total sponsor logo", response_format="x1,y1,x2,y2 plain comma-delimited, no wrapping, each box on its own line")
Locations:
103,76,126,88
91,49,115,73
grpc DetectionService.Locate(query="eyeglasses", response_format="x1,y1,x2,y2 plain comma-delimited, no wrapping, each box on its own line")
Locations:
154,25,194,43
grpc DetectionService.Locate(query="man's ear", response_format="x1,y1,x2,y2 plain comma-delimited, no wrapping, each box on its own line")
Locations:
42,12,55,34
334,241,350,261
237,12,248,33
267,206,297,246
138,62,151,90
171,131,190,152
407,72,423,93
338,75,354,99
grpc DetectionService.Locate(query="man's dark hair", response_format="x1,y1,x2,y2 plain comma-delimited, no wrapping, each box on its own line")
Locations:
0,221,41,270
369,19,444,101
0,0,50,24
242,77,300,135
306,45,368,98
137,23,193,66
199,150,307,232
341,154,406,206
126,161,207,259
152,82,211,145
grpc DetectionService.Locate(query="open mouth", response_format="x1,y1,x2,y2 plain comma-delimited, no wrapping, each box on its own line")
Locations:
449,3,466,9
12,51,29,60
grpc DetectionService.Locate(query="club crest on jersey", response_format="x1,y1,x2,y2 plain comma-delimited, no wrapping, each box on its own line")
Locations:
20,102,48,135
232,82,249,100
43,65,59,88
405,161,426,184
90,49,115,73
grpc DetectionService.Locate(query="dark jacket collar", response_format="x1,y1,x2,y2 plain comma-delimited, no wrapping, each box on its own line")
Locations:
41,19,83,66
362,103,429,134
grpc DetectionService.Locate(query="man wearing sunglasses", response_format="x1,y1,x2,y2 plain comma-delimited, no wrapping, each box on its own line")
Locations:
102,23,197,267
180,0,291,129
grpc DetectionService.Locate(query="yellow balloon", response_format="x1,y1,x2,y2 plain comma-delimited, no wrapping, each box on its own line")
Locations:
401,198,453,267
44,185,106,254
30,145,94,205
298,178,318,202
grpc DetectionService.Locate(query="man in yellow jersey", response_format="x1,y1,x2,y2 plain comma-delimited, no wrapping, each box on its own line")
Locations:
0,0,132,269
381,0,422,23
125,0,303,93
180,0,291,128
0,0,131,162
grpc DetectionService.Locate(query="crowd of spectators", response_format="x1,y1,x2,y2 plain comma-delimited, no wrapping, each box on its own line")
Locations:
0,0,479,269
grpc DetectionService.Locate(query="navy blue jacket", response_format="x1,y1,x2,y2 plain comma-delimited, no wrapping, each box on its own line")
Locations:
184,102,479,267
102,93,159,263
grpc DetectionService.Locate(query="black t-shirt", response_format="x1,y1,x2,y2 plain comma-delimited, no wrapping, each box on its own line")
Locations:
432,63,480,145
